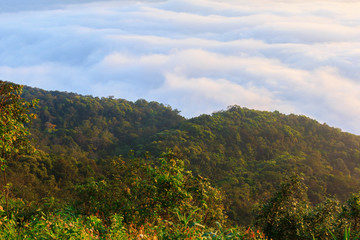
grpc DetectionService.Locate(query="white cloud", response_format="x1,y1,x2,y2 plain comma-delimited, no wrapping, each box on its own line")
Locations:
1,0,360,134
151,73,294,116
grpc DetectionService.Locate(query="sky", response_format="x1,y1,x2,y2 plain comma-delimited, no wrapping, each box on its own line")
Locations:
1,0,360,134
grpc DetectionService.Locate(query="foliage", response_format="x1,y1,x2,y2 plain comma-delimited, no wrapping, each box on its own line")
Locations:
0,200,264,240
255,174,309,239
76,151,226,228
0,198,127,239
327,225,360,240
0,81,37,214
255,175,360,240
341,193,360,231
305,198,342,239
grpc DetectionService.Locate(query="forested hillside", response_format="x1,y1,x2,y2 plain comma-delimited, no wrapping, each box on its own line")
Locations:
146,106,360,224
13,86,183,198
16,85,360,226
2,82,360,239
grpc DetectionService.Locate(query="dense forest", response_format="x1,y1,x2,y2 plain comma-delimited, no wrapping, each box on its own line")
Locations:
2,81,360,239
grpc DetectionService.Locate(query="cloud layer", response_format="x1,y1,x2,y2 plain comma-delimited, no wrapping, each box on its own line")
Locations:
1,0,360,134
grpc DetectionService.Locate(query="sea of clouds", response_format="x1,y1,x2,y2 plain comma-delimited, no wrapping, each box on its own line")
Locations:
1,0,360,134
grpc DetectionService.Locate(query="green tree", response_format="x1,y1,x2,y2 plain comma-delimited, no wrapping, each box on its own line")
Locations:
255,174,309,240
304,197,342,239
76,151,226,227
341,192,360,232
0,81,37,214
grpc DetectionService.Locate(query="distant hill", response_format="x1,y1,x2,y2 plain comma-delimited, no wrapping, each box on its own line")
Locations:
22,86,184,157
15,85,360,225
